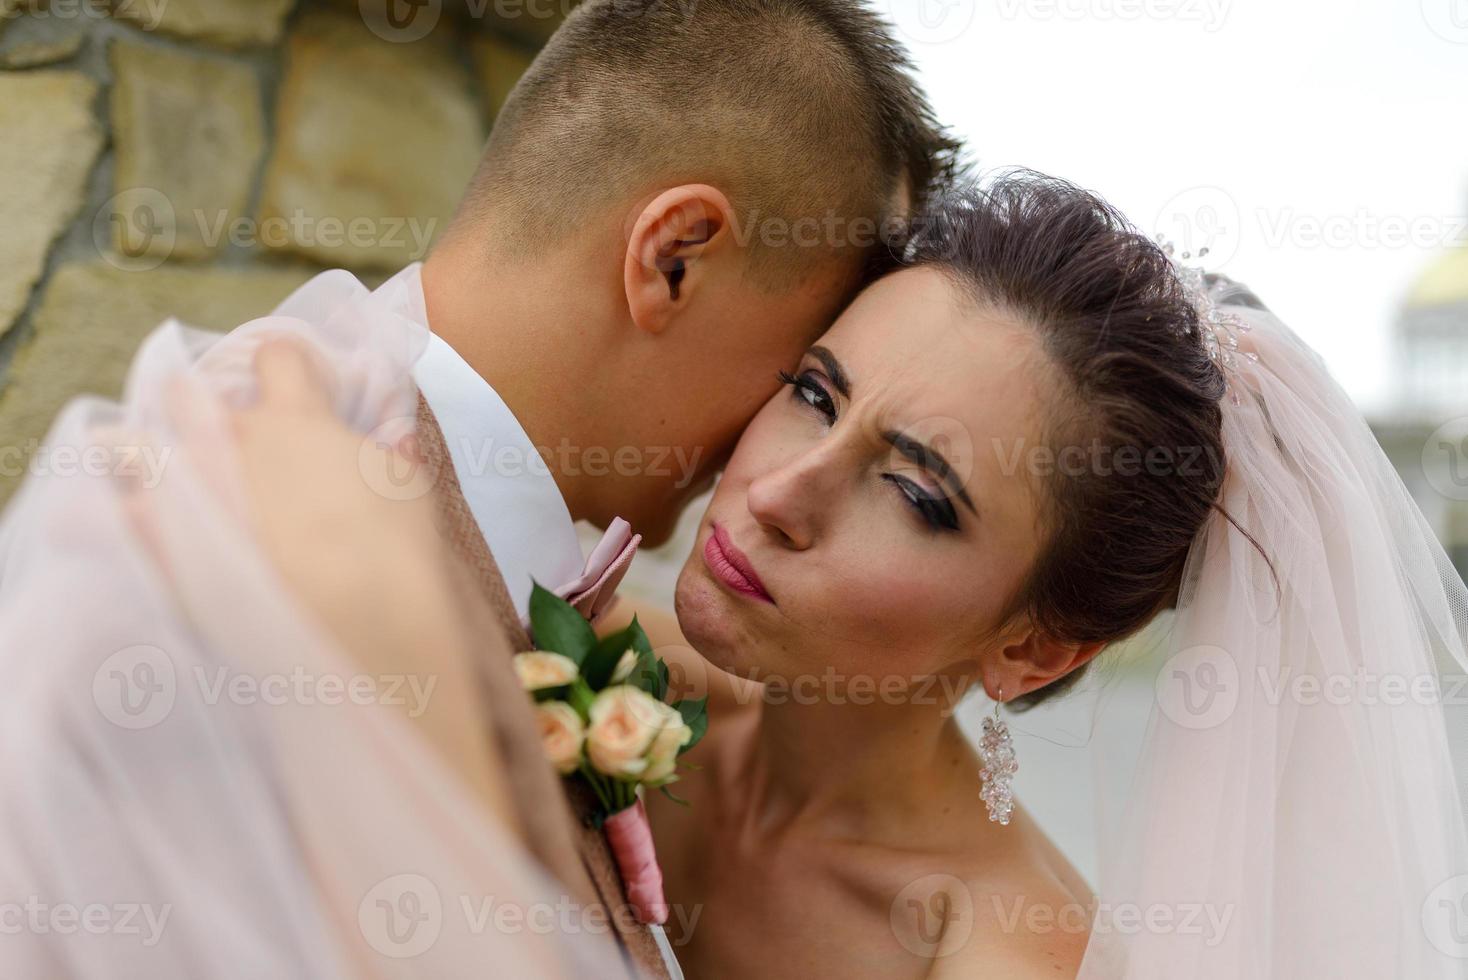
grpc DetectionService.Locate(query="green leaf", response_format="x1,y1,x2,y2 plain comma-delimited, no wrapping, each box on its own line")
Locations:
582,625,636,689
567,678,596,719
674,696,708,754
628,615,654,655
654,658,670,701
675,696,707,727
660,784,692,807
528,582,596,664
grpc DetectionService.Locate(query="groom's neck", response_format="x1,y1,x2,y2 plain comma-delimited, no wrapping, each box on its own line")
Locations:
420,241,621,525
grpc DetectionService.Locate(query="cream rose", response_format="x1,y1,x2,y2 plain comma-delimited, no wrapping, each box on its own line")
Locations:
536,701,585,774
513,651,579,691
610,649,638,684
586,685,669,778
642,714,693,784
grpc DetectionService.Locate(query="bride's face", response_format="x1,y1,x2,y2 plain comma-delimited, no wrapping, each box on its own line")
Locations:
674,266,1053,697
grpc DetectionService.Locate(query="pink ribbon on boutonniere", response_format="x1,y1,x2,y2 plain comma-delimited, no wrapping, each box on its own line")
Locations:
603,798,668,925
549,517,642,628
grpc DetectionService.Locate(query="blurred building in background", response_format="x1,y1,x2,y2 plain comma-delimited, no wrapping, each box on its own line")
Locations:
1373,205,1468,577
0,0,559,503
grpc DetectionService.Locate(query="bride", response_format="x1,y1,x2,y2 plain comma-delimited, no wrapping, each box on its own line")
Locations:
3,173,1464,978
610,174,1467,977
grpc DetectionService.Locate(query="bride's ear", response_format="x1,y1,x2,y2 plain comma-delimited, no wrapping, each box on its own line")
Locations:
623,184,733,335
984,627,1105,703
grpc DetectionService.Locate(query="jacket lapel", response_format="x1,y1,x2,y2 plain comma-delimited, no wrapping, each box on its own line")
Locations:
415,395,672,979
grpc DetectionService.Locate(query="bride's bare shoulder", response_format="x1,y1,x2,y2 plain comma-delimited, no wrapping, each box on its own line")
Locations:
927,856,1091,980
918,803,1093,978
927,938,1086,980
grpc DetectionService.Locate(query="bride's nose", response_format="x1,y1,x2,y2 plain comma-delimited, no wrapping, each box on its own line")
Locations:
745,442,838,550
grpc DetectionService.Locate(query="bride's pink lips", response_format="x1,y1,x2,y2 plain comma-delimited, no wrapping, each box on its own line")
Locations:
703,523,774,605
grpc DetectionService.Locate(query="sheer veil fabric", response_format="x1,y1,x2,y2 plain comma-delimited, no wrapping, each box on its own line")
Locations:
1077,277,1468,978
0,272,611,977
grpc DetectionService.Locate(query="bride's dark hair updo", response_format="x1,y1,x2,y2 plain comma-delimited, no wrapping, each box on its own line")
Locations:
906,172,1229,708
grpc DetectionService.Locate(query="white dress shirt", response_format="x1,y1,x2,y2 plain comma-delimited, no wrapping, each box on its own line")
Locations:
378,264,585,618
381,266,686,980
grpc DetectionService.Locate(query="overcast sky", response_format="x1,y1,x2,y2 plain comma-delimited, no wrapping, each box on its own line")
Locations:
884,0,1468,414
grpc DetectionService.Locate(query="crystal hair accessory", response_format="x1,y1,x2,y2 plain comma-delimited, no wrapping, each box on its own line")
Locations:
978,691,1018,826
1158,240,1260,404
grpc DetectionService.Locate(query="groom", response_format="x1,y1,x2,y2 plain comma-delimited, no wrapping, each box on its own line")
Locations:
372,0,952,974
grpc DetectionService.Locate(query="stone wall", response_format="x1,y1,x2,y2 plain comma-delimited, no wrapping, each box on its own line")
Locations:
0,0,551,502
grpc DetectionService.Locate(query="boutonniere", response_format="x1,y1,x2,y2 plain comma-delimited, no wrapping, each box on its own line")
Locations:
515,582,708,925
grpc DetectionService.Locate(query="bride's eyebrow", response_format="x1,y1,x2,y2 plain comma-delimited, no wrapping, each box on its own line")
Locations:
883,430,978,517
805,345,851,397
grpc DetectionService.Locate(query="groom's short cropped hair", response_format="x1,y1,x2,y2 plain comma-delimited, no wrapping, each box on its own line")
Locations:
459,0,958,286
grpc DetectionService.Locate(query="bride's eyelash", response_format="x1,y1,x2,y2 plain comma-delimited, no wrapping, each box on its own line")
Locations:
777,369,836,423
776,369,960,533
883,474,961,532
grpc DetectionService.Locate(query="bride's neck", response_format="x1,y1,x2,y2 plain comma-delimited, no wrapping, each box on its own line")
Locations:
743,695,970,835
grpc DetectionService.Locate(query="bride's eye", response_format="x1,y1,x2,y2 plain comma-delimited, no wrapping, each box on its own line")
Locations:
777,370,836,424
883,474,960,532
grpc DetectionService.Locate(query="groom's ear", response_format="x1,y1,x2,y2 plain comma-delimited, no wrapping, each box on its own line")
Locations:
623,184,734,335
984,626,1105,702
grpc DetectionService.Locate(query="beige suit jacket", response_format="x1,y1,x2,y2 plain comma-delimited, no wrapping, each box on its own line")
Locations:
415,395,671,979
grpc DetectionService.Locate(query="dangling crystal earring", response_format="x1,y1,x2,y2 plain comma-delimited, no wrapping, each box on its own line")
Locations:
978,690,1018,826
